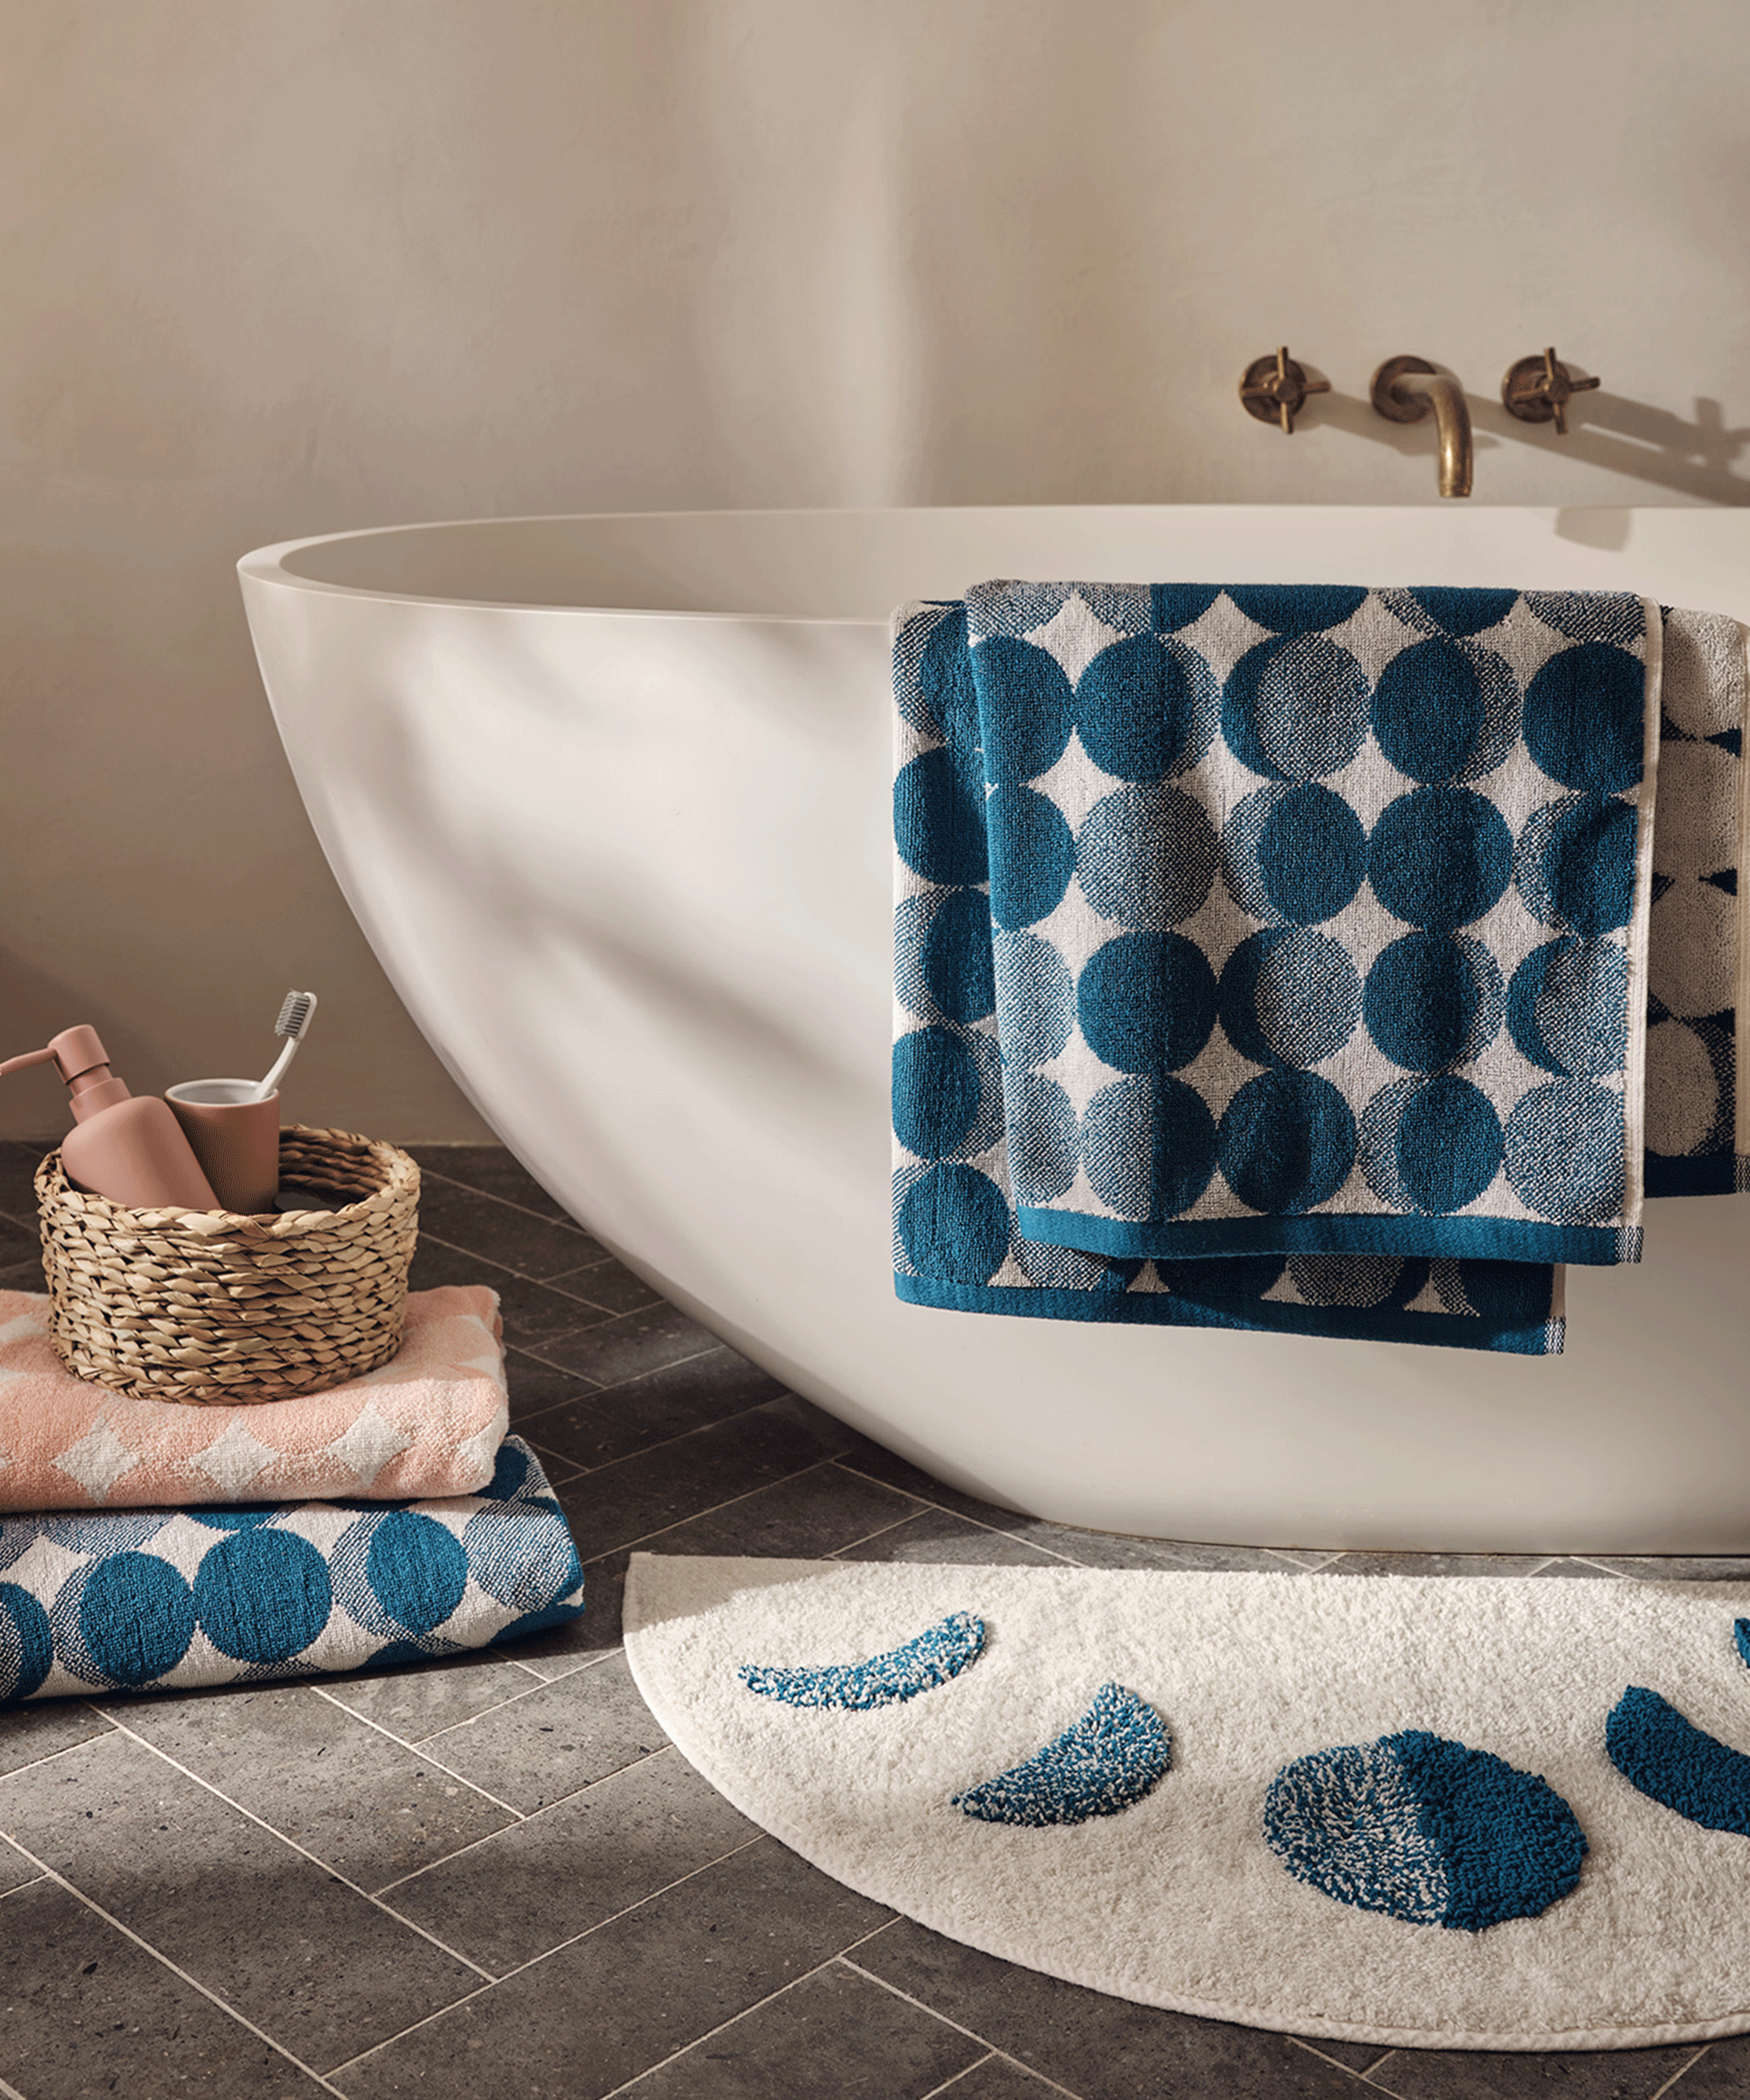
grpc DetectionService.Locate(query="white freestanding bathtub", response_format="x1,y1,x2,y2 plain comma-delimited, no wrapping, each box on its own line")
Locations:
240,507,1750,1554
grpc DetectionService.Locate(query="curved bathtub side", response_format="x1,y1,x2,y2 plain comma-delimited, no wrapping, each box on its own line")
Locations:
240,529,1750,1552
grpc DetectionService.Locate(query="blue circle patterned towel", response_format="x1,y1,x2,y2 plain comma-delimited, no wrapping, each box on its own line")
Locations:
892,584,1749,1355
0,1436,582,1706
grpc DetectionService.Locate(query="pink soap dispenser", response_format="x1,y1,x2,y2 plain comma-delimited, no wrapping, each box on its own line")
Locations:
0,1026,220,1209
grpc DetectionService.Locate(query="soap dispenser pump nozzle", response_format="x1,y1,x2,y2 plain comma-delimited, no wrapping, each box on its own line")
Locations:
0,1026,220,1210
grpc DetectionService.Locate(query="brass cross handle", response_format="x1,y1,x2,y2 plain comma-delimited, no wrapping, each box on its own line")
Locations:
1501,347,1601,436
1239,347,1329,435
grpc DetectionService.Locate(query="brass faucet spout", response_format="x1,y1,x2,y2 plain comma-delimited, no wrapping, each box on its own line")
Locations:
1370,357,1474,499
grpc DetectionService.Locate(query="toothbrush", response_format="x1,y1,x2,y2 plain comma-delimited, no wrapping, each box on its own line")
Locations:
249,990,318,1102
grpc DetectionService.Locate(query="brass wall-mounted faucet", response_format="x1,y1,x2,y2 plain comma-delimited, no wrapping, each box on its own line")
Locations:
1370,357,1474,498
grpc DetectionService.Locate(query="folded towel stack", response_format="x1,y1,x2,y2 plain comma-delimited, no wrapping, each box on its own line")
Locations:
0,1284,584,1705
892,583,1748,1354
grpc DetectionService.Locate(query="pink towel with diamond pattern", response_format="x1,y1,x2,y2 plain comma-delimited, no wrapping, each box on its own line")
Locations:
0,1285,509,1510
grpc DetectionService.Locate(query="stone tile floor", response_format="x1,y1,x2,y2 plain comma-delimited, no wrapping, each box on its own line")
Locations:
0,1138,1744,2097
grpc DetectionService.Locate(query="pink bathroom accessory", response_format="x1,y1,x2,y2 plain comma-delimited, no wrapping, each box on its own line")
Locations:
0,1283,509,1509
0,1026,220,1209
164,1078,281,1214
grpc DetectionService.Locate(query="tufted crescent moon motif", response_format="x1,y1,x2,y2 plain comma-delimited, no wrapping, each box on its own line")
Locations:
738,1609,985,1711
1606,1684,1750,1835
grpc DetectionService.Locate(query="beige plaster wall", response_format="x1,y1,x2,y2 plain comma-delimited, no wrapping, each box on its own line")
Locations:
4,0,1746,1139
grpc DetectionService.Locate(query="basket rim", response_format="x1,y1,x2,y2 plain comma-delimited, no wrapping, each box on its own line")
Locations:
33,1122,419,1242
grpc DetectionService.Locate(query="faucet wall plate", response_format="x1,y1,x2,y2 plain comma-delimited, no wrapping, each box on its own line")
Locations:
1370,354,1440,424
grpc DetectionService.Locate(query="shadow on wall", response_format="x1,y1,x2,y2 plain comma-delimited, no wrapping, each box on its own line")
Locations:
1312,388,1750,508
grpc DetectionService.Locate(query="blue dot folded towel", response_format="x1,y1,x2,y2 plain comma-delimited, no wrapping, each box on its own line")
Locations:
0,1437,582,1706
892,584,1749,1354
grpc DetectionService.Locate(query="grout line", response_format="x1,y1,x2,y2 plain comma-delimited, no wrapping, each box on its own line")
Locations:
1648,2045,1713,2099
837,1957,1086,2099
93,1712,499,1981
370,1743,674,1897
591,1927,899,2099
326,1832,769,2078
520,1388,808,1484
577,1456,856,1565
0,1706,119,1782
414,1162,602,1242
824,1462,1083,1563
301,1685,532,1821
0,1872,45,1900
1289,2035,1390,2082
1571,1553,1633,1574
520,1333,726,1398
0,2073,26,2100
1361,2048,1404,2092
0,1840,350,2095
915,2054,998,2100
1522,1557,1559,1575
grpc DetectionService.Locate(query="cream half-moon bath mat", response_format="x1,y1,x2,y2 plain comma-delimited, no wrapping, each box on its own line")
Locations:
622,1553,1750,2052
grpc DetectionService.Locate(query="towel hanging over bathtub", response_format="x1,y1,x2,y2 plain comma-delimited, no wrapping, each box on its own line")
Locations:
891,584,1750,1354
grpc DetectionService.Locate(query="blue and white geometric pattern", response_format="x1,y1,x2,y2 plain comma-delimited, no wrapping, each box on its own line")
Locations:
960,582,1656,1268
1643,606,1750,1194
0,1438,582,1706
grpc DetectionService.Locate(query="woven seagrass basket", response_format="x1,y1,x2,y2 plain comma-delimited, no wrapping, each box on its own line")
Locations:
34,1124,420,1406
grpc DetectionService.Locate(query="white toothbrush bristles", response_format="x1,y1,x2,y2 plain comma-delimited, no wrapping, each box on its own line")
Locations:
275,990,317,1040
253,990,318,1102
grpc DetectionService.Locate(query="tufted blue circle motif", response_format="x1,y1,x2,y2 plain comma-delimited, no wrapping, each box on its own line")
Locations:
462,1505,580,1613
1078,786,1218,928
1507,939,1629,1080
0,1582,51,1704
897,1164,1012,1283
1157,1254,1288,1301
1224,584,1369,636
1396,1076,1504,1213
987,787,1074,930
187,1508,279,1531
1369,787,1514,929
1081,1074,1218,1219
1218,929,1362,1069
1255,784,1368,924
1522,643,1646,794
1265,1731,1586,1931
1515,792,1638,936
1371,637,1511,784
1222,635,1371,781
1006,1073,1080,1205
1456,1258,1561,1328
194,1529,333,1664
365,1510,471,1636
1363,933,1502,1072
1217,1071,1356,1214
1014,1241,1142,1291
895,748,987,888
1078,933,1218,1075
1505,1081,1625,1222
1360,1078,1503,1213
1075,634,1217,781
1151,583,1225,632
892,1026,984,1160
80,1552,197,1686
1288,1256,1418,1310
1222,784,1366,927
918,890,996,1024
973,635,1074,785
914,601,981,738
1402,586,1520,638
1524,592,1644,648
993,933,1075,1068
